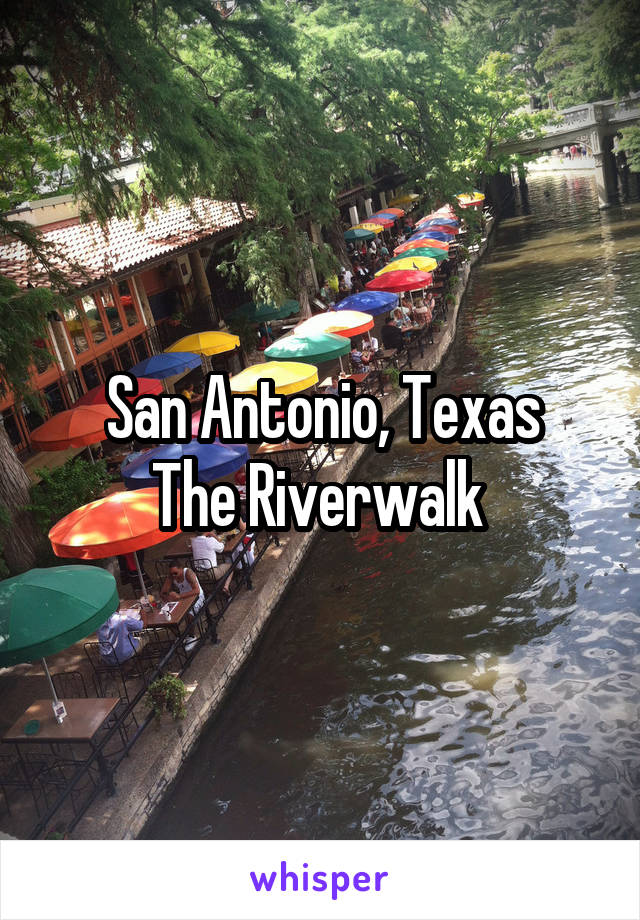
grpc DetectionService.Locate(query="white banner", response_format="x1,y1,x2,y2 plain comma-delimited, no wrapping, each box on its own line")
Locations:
1,839,638,920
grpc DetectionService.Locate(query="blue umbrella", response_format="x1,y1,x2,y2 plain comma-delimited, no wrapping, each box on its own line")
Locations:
121,440,249,489
336,291,399,316
408,230,454,243
129,352,202,380
419,218,459,229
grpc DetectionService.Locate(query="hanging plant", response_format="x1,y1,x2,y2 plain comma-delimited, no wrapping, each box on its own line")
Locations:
146,674,187,720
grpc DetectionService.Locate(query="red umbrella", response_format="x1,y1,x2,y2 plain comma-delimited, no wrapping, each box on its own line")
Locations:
76,377,163,406
365,270,433,293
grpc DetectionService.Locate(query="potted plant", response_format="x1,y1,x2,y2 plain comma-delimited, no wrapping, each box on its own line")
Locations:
381,365,400,390
146,674,187,721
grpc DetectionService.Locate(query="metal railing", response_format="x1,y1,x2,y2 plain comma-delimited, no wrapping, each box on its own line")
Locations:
26,534,278,839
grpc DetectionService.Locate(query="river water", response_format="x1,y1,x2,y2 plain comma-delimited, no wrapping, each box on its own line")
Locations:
149,173,640,840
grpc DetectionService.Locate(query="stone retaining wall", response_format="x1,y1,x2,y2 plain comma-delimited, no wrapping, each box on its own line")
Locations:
75,218,495,840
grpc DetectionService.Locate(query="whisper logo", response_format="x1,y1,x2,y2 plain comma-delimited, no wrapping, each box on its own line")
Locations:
250,860,389,901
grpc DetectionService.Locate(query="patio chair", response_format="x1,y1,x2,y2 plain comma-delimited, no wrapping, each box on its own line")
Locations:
51,670,94,699
0,752,49,817
83,641,141,705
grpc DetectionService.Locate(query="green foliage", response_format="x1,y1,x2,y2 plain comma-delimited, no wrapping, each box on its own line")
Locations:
447,0,574,93
27,458,111,534
146,674,187,720
449,52,549,179
620,127,640,172
538,0,640,107
0,276,63,408
227,312,258,356
384,365,400,389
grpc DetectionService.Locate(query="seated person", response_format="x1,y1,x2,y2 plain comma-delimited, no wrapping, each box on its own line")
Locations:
393,307,411,329
161,564,205,613
234,468,247,502
98,608,146,665
360,340,375,365
413,298,432,325
190,531,232,581
161,564,205,651
350,342,364,369
324,375,340,395
181,385,194,400
381,315,404,351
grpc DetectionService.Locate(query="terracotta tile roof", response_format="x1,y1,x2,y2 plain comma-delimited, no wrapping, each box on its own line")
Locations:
1,197,252,289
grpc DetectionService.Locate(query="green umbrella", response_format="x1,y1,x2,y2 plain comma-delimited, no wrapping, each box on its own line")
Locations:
344,228,375,242
0,565,119,720
264,331,350,367
391,246,448,263
236,299,300,323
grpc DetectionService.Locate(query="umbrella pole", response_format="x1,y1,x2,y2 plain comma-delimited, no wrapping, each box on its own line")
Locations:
339,356,345,374
87,444,95,464
42,658,59,704
134,551,148,601
42,657,67,723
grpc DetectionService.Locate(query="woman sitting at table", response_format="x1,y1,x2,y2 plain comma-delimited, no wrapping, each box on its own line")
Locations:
394,306,411,329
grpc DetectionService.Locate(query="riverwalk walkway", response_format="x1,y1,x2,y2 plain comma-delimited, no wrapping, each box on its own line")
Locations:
0,218,494,840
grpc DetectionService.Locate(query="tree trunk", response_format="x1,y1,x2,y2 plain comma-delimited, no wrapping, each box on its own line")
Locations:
0,425,41,573
326,216,352,270
296,273,312,319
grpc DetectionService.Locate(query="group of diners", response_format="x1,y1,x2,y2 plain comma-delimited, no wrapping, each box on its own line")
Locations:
98,517,255,666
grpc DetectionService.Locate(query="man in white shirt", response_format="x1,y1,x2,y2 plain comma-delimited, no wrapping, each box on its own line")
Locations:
342,266,353,289
191,532,232,580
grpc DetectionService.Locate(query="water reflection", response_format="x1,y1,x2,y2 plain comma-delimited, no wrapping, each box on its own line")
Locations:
148,174,640,840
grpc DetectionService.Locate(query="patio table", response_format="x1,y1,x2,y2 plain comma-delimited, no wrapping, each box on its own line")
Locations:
2,697,120,795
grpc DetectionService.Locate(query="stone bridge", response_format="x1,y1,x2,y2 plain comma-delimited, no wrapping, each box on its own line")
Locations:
500,92,640,207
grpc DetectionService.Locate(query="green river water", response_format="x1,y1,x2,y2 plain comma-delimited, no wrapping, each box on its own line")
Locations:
149,172,640,840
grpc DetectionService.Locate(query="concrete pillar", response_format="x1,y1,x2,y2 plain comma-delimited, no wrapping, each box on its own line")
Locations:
364,198,373,217
379,191,388,210
189,249,219,327
349,205,360,226
132,275,155,328
591,129,619,208
48,317,76,373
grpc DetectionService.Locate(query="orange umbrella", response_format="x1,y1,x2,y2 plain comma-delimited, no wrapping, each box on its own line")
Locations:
49,488,179,596
382,208,405,216
30,405,116,454
395,238,449,255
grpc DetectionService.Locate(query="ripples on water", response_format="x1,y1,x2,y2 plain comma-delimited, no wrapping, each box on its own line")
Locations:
149,174,640,840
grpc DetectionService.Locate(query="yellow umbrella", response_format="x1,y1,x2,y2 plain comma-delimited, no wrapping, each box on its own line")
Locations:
388,194,419,206
376,256,437,276
165,331,240,357
229,361,318,396
456,192,485,208
354,222,385,234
